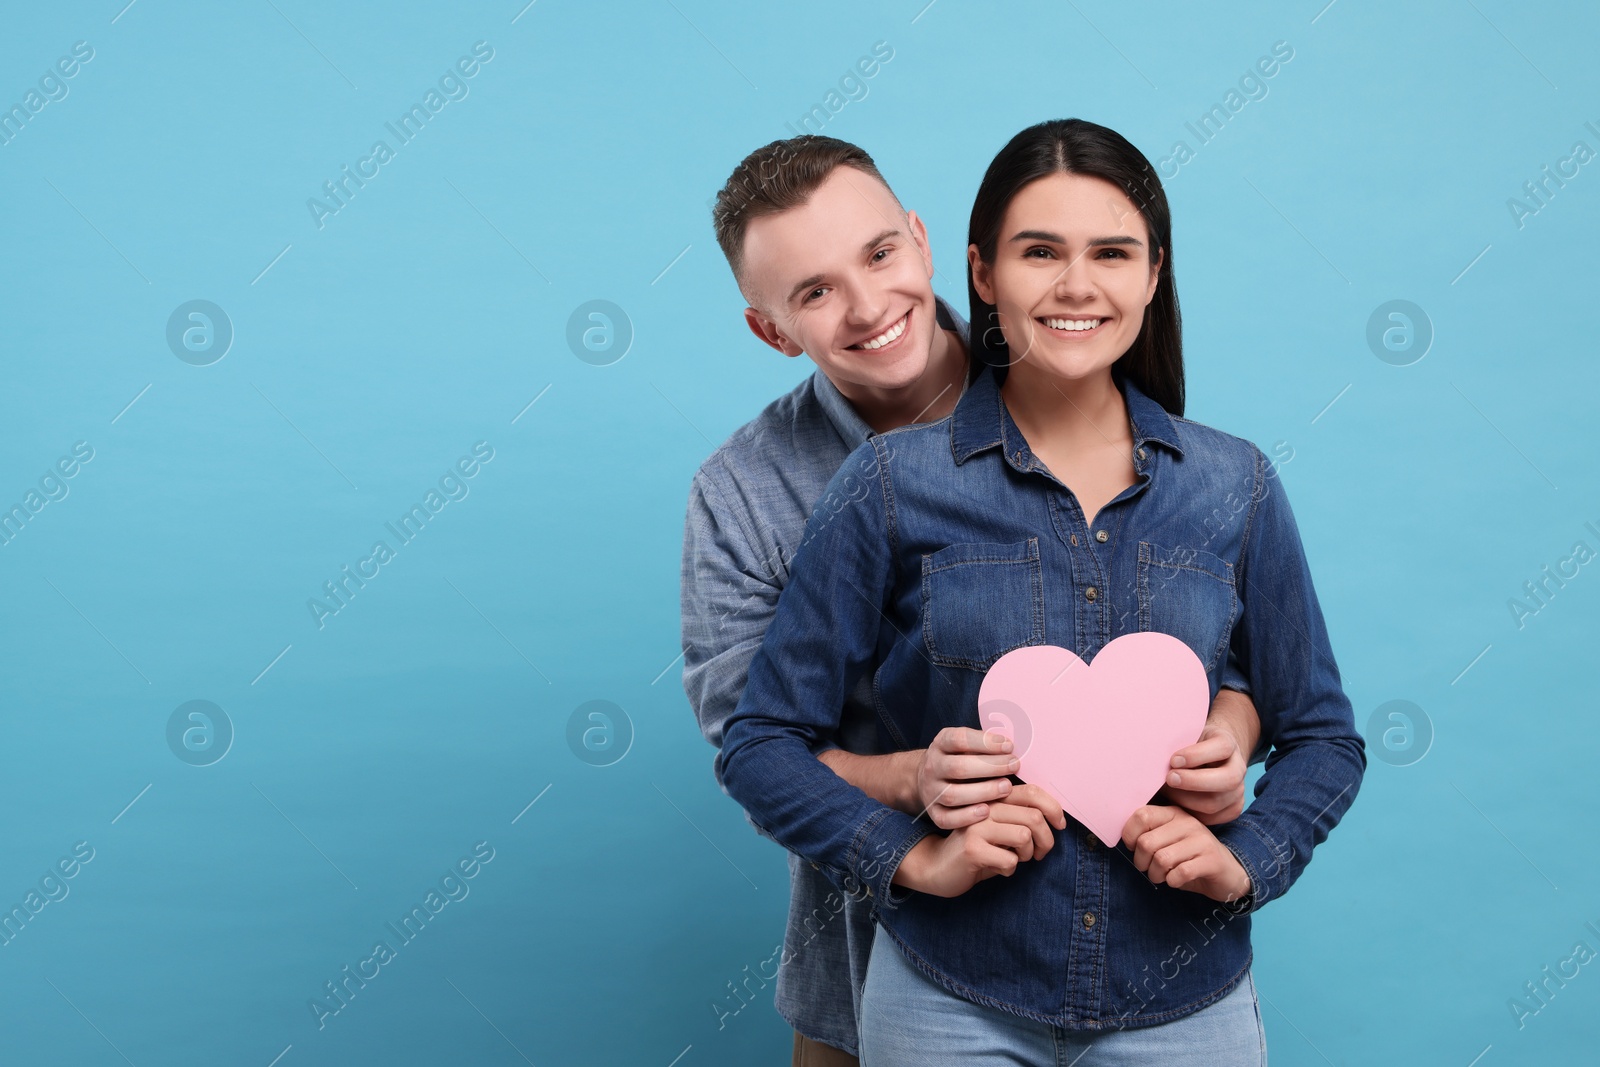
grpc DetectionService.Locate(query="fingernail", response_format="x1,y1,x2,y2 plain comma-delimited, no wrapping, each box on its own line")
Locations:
1009,759,1021,771
1168,772,1181,785
1000,740,1013,752
1171,756,1186,768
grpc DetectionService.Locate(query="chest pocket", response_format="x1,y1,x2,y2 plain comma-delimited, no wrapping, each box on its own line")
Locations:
921,538,1045,671
1136,541,1238,673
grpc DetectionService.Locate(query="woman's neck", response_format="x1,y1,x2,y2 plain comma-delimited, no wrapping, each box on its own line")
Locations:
1000,363,1131,454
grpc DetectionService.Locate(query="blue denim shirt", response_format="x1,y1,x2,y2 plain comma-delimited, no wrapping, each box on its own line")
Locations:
681,297,972,1054
717,363,1365,1030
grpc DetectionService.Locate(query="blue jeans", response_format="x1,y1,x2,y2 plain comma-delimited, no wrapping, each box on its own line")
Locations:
859,924,1267,1066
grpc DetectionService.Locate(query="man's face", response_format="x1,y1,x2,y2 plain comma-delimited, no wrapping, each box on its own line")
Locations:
739,166,940,396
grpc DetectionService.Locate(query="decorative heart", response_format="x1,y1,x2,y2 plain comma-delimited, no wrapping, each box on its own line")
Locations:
977,633,1209,847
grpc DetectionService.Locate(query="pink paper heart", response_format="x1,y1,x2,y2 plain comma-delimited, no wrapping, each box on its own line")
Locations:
977,633,1209,847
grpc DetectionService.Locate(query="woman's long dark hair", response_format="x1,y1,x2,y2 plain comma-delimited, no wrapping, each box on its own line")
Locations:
967,118,1185,416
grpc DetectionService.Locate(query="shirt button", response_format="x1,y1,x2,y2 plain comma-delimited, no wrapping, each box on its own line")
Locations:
1085,586,1097,602
1083,912,1097,930
1095,530,1108,543
1070,534,1079,546
810,861,820,870
1085,834,1099,850
1136,448,1147,460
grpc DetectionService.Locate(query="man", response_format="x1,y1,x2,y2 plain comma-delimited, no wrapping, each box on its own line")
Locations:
680,136,1262,1065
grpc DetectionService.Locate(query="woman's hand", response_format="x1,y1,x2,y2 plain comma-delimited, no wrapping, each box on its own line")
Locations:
914,728,1022,829
1121,804,1252,903
894,792,1065,898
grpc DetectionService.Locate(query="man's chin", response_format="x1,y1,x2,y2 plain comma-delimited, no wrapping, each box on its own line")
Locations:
826,354,928,396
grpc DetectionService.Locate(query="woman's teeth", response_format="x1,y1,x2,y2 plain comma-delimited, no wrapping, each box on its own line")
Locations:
1040,317,1105,332
856,314,908,350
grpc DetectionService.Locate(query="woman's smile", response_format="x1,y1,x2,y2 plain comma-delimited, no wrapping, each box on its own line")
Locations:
1035,314,1109,340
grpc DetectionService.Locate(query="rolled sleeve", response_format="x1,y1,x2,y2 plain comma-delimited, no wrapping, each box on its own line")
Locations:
680,468,783,764
717,437,933,907
1214,447,1366,911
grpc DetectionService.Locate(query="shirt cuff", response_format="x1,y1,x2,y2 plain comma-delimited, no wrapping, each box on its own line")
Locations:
1210,818,1287,913
825,806,936,910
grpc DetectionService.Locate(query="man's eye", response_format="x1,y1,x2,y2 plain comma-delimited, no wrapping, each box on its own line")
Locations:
871,248,890,262
806,288,827,302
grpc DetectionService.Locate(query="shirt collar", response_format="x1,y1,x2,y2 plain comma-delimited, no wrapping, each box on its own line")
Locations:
949,365,1185,466
813,294,973,452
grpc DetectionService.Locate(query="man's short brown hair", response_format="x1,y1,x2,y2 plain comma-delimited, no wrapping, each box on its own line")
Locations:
712,135,898,286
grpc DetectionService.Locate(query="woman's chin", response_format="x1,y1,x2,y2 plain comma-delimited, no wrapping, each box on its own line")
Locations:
1008,347,1120,386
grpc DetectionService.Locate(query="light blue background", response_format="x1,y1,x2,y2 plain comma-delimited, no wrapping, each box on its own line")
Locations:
1,1,1596,1063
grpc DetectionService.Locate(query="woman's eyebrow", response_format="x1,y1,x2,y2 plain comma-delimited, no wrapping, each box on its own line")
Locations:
1008,230,1144,248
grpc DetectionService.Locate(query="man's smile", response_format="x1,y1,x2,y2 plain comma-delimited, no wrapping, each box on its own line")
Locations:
848,310,911,352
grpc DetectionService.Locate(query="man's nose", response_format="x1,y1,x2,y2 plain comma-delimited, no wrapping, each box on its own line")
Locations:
842,277,889,329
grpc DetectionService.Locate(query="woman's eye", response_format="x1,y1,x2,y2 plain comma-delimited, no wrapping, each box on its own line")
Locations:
1097,248,1128,259
1024,246,1055,259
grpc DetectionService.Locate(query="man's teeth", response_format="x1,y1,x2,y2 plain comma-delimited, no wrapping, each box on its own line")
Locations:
1041,317,1104,332
857,315,907,350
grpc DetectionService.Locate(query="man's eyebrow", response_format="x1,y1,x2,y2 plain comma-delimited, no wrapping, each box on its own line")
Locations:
785,228,904,304
859,227,900,254
787,273,826,304
1008,230,1144,248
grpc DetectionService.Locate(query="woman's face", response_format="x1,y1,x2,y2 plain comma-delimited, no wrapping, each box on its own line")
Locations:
968,171,1163,384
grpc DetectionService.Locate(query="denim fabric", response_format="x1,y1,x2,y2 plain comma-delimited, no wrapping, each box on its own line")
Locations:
681,297,971,1055
717,363,1365,1030
859,923,1266,1066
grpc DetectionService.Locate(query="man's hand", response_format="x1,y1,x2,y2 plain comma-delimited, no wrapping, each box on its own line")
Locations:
915,728,1023,829
893,795,1066,898
1161,688,1259,825
1121,805,1251,903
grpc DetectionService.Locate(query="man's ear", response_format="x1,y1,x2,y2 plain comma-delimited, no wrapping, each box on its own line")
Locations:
907,209,935,279
968,245,995,305
743,306,805,357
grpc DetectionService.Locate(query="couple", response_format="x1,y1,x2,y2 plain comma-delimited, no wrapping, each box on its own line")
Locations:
681,119,1364,1066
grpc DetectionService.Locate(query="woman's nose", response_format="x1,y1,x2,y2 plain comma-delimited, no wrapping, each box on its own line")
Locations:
1051,251,1098,299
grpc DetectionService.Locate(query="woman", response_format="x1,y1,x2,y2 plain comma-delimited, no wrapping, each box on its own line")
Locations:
717,119,1364,1065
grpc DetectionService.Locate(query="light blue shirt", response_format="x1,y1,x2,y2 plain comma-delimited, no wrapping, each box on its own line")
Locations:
680,296,971,1054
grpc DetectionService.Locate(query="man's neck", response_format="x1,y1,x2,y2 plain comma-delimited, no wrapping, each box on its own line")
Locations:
835,323,969,435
